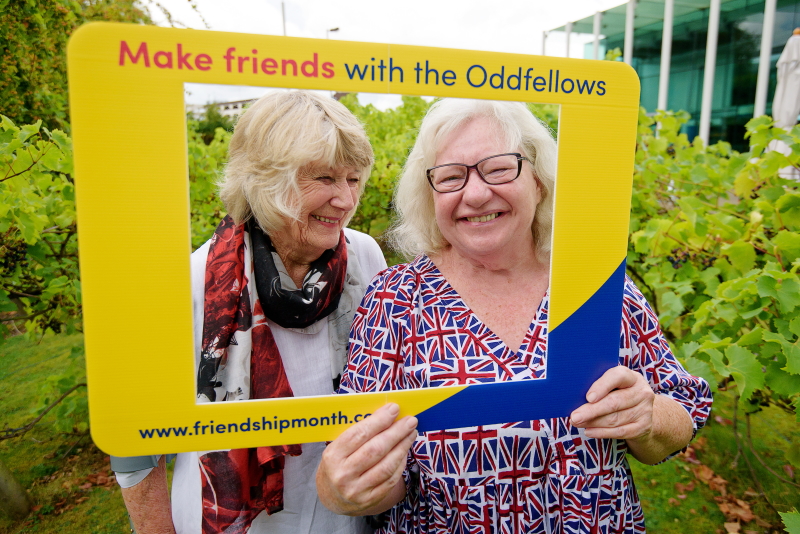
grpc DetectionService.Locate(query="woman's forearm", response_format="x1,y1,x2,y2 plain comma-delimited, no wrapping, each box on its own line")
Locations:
625,394,694,465
120,455,176,534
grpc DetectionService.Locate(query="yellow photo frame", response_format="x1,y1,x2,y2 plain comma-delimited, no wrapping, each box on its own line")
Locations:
68,22,640,456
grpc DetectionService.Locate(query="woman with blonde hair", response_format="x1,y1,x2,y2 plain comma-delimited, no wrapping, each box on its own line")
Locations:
317,98,712,533
112,90,387,534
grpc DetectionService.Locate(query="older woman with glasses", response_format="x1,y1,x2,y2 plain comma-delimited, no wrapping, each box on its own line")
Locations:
317,99,712,533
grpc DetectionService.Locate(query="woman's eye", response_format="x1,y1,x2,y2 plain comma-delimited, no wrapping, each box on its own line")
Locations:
438,172,464,183
347,177,360,186
316,175,335,183
485,165,513,175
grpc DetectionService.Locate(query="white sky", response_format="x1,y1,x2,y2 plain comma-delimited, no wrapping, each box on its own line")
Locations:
156,0,623,108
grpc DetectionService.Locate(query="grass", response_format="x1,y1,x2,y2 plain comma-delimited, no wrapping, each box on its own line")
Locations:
630,387,800,533
0,333,798,533
0,333,128,534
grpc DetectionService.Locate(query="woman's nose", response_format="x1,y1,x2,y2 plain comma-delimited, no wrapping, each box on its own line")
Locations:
461,168,492,204
330,181,356,211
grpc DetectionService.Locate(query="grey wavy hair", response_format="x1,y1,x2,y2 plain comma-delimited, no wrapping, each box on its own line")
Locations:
218,90,374,234
389,99,557,260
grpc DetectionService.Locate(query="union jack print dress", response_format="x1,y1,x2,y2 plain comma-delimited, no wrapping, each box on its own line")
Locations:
339,255,712,534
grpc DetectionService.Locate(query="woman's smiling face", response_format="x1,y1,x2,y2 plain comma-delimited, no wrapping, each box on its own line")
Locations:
432,116,540,265
271,162,361,266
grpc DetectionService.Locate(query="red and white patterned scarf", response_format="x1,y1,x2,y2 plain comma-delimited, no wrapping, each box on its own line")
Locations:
196,215,348,533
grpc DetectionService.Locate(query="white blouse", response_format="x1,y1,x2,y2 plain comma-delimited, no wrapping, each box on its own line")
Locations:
170,228,387,534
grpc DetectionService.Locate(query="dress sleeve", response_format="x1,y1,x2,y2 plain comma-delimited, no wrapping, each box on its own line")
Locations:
619,276,713,434
339,266,411,395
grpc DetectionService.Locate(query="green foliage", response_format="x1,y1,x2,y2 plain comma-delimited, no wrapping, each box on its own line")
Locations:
186,117,228,249
191,105,236,145
3,96,800,529
0,0,152,131
340,94,431,255
0,115,80,346
782,510,800,533
605,47,623,61
628,110,800,419
528,103,559,136
183,95,561,259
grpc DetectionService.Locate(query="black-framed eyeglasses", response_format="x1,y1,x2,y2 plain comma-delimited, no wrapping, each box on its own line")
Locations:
426,153,530,193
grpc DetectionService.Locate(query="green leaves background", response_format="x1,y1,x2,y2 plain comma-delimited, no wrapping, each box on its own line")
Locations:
628,110,800,422
2,99,798,494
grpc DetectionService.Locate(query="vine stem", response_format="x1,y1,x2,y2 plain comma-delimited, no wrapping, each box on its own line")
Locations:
649,211,682,259
0,143,51,182
694,199,751,221
60,432,90,459
745,413,800,488
0,383,86,441
732,399,779,515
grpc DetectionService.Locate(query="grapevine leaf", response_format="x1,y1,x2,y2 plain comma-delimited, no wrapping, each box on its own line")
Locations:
678,341,701,359
777,278,800,314
763,330,791,350
49,129,70,152
37,145,62,171
1,115,16,129
699,267,721,296
0,137,23,156
16,211,39,244
765,362,800,395
756,275,778,299
762,186,785,202
774,230,800,263
701,348,730,377
723,241,755,273
725,345,764,403
10,147,33,175
737,327,763,346
790,317,800,338
776,193,800,230
715,302,739,325
18,121,41,143
659,291,684,324
714,257,739,281
699,338,732,351
690,165,709,184
739,305,765,319
785,344,800,375
780,511,800,534
717,274,759,301
733,170,756,198
0,289,16,312
746,115,773,132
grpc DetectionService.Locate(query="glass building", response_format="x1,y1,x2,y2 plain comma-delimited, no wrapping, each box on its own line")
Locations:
549,0,800,150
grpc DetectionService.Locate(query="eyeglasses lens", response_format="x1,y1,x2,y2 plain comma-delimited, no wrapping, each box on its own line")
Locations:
430,154,520,192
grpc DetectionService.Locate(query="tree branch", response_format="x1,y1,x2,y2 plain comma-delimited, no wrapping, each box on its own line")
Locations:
58,226,76,257
0,144,50,183
2,288,41,299
0,383,86,441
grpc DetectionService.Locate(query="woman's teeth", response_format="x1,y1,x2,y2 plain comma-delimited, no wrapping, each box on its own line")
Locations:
465,213,499,223
313,215,336,224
